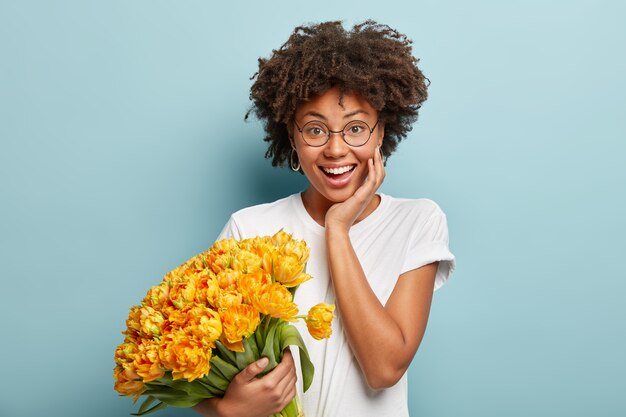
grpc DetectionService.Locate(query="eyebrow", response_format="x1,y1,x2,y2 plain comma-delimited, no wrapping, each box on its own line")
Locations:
301,109,370,120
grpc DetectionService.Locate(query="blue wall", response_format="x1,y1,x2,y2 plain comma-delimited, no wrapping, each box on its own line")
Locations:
1,1,624,416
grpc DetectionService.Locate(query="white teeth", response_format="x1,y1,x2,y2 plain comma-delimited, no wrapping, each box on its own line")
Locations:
322,166,354,175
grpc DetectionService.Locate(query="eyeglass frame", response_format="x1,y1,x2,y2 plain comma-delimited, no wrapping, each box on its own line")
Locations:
293,119,380,147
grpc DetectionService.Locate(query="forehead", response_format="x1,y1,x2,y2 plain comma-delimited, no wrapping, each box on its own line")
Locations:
294,86,377,120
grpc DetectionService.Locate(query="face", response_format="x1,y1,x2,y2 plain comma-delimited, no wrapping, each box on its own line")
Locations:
291,86,384,208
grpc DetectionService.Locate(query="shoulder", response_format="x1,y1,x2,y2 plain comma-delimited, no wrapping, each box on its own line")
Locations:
222,193,301,239
230,194,297,222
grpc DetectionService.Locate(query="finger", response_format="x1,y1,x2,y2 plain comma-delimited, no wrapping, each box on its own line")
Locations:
260,351,294,384
375,146,385,186
277,376,297,408
273,363,297,398
238,356,269,382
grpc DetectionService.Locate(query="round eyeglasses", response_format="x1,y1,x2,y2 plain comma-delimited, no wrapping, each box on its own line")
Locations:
294,119,379,147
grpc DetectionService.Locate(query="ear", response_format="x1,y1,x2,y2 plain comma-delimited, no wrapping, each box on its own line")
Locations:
377,122,385,147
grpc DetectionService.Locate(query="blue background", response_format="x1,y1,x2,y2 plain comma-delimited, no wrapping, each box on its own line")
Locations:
1,1,625,416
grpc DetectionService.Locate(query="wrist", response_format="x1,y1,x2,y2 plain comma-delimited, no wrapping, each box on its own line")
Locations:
213,397,232,417
324,221,350,237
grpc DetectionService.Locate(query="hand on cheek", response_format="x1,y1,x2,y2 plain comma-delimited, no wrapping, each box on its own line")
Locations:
325,145,386,231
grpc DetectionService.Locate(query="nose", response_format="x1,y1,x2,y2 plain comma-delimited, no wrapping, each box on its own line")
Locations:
323,131,349,158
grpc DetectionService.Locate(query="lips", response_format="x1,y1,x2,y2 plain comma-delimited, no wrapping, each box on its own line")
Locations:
319,164,356,187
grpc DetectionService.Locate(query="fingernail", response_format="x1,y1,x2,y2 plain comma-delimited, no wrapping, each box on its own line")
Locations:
257,357,269,368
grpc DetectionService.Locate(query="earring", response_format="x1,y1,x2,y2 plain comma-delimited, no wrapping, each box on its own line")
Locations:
290,149,300,172
378,144,387,165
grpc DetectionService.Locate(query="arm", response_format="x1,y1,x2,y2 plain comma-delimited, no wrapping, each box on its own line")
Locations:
325,147,437,389
193,351,296,417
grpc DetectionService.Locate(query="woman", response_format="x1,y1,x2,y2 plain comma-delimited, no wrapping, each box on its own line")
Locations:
194,20,455,417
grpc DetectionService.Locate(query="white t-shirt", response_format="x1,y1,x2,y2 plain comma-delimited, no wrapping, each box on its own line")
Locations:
218,193,455,417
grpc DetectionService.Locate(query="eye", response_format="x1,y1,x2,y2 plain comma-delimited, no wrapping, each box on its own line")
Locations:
345,122,368,136
304,123,327,137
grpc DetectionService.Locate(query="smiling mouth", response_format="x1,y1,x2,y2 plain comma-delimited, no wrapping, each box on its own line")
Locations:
320,165,356,176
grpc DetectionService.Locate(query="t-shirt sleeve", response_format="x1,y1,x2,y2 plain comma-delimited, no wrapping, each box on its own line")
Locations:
401,210,456,291
217,215,243,240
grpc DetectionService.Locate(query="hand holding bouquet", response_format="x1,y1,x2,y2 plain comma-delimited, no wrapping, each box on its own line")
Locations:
114,230,334,416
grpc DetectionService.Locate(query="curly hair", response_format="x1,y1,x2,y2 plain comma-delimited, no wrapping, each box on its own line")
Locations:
246,20,429,168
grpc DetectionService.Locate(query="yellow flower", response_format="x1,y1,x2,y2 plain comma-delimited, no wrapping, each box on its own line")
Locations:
305,303,335,340
159,330,211,381
271,253,311,288
271,229,292,247
114,365,145,397
142,283,170,310
194,269,220,307
251,282,299,320
237,269,271,304
133,339,165,382
115,341,139,365
220,304,260,352
140,306,165,337
216,269,242,291
280,238,310,264
232,250,262,273
125,306,165,338
216,289,243,311
125,306,143,337
167,304,222,346
169,279,197,309
211,238,240,254
207,238,239,273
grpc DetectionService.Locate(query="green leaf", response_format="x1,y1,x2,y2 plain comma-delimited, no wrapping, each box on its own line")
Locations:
142,387,203,408
142,386,186,399
215,340,238,366
204,365,230,391
211,355,239,381
235,337,257,370
197,376,225,397
156,373,213,398
131,399,167,416
276,324,315,392
199,374,224,397
260,321,279,371
247,332,260,359
255,323,265,351
134,396,157,415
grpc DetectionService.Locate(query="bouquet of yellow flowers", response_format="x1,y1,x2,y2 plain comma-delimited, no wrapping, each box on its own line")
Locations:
114,230,334,416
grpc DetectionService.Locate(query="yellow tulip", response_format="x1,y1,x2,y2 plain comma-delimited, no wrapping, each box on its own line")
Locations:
194,270,220,307
305,303,335,340
169,280,197,309
237,269,271,304
133,340,165,382
251,282,299,320
159,331,211,381
114,341,138,365
167,304,222,347
211,238,240,254
280,239,310,264
139,306,165,338
271,229,292,247
272,254,311,288
125,306,143,337
113,365,145,397
216,269,242,291
232,250,262,273
216,289,243,311
220,304,260,352
142,283,170,310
